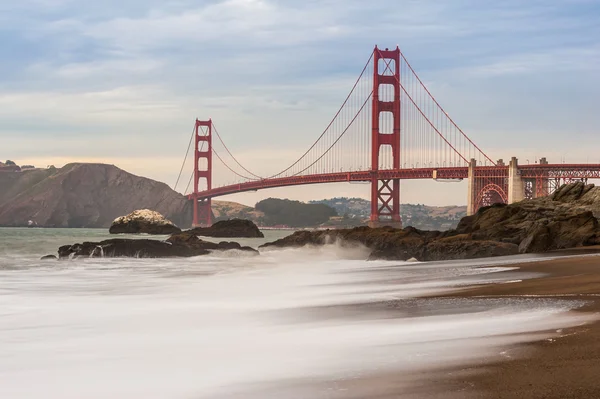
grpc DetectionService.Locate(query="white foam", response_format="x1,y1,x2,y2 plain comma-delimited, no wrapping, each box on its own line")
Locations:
0,235,596,398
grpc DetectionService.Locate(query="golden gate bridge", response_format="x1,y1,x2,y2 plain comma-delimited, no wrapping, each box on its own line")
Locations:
174,46,600,227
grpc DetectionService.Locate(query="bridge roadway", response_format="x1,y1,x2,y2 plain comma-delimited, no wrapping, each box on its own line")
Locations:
191,164,600,200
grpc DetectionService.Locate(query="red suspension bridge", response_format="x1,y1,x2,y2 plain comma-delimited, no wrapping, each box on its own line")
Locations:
176,46,600,227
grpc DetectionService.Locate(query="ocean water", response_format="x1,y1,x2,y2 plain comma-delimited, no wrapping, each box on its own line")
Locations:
0,228,595,398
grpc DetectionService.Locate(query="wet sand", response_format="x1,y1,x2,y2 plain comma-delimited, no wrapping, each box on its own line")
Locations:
231,251,600,399
439,250,600,398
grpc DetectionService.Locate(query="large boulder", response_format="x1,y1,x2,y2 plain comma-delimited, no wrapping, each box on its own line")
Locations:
455,184,600,253
57,232,258,259
186,219,264,238
109,209,181,235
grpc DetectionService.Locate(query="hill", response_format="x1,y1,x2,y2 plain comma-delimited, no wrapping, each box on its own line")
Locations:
0,163,192,228
255,198,337,228
212,200,264,222
311,197,467,230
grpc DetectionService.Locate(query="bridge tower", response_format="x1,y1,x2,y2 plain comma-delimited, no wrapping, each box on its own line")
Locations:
369,46,402,228
192,119,213,227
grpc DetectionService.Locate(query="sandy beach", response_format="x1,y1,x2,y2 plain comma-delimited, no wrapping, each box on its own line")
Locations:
214,250,600,399
438,250,600,399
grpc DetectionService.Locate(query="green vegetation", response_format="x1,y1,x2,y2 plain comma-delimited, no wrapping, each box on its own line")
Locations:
255,198,337,227
212,200,262,223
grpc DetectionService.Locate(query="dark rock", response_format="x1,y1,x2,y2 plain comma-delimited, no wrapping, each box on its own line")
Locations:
262,226,431,261
167,232,259,254
261,182,600,261
456,187,600,253
58,239,194,258
57,232,258,259
40,254,58,260
186,219,264,238
518,223,551,253
552,182,595,203
109,209,182,235
423,237,519,261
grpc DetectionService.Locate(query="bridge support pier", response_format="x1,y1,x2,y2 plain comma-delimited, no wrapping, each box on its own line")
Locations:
368,178,402,228
508,157,524,204
466,158,477,216
533,157,550,198
192,198,212,228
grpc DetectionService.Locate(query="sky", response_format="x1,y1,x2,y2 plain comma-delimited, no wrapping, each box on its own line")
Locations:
2,0,599,206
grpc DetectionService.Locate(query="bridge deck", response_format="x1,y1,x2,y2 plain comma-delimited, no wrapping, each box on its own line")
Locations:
191,164,600,200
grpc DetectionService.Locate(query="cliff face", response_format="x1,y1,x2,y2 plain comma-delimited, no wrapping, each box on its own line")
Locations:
0,163,192,228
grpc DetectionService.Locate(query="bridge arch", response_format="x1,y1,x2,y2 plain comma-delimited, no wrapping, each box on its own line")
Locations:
475,183,508,211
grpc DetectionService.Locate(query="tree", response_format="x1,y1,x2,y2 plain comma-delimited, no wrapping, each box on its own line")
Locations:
255,198,337,227
5,160,15,166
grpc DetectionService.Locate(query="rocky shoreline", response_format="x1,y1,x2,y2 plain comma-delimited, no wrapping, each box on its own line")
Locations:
261,182,600,261
44,218,265,260
56,231,258,259
44,182,600,261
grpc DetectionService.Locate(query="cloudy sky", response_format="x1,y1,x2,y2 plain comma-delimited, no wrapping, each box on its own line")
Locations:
2,0,599,206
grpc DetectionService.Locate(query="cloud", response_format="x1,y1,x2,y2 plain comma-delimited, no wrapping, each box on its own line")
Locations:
2,0,600,206
0,85,185,128
462,45,600,76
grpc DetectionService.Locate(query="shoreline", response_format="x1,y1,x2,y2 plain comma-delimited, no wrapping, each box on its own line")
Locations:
436,251,600,398
4,226,600,397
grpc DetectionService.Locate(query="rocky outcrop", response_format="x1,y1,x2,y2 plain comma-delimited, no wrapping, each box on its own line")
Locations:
0,163,192,228
261,226,519,261
551,182,600,217
261,182,600,261
109,209,181,234
455,183,600,252
187,219,264,238
57,232,258,259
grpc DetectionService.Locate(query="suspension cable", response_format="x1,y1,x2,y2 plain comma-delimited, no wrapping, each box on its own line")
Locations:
173,122,197,191
398,51,496,166
267,53,374,179
184,170,194,195
183,139,207,195
377,52,469,165
290,91,373,177
212,147,256,181
211,122,263,179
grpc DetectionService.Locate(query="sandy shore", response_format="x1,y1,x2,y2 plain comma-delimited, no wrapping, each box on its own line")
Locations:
230,250,600,399
438,250,600,398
